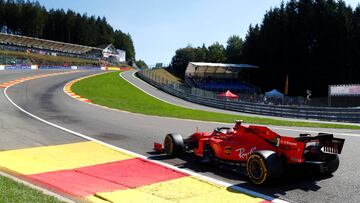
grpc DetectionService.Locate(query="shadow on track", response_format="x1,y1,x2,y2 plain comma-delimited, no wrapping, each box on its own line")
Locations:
147,152,333,199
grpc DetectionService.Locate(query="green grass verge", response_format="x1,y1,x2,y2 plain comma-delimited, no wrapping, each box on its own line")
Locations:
0,175,64,203
71,72,360,129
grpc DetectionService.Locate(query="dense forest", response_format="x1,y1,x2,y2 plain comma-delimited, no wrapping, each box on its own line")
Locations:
170,0,360,97
0,0,135,61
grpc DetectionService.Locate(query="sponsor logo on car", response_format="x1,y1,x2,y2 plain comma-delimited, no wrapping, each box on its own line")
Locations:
224,146,232,155
236,147,256,159
281,140,298,146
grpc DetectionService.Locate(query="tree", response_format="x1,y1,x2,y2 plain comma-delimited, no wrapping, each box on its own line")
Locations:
194,44,208,62
96,16,114,45
0,0,135,64
64,10,76,43
113,30,135,62
207,42,227,63
226,35,243,63
168,0,359,94
170,46,197,75
350,6,360,80
0,0,5,31
136,60,148,69
3,0,21,34
242,24,260,65
240,0,358,96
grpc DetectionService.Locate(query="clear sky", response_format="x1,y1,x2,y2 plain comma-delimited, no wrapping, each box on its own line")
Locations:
39,0,359,65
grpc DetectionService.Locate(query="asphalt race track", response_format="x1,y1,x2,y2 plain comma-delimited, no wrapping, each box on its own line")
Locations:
0,70,85,150
1,69,360,203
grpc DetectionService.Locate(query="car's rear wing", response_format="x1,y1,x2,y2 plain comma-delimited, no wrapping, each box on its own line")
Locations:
295,133,345,154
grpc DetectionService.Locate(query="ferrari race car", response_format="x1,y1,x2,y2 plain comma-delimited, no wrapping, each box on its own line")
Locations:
154,120,345,185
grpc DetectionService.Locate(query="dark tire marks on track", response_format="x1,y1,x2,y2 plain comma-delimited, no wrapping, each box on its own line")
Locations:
0,70,85,150
4,70,360,203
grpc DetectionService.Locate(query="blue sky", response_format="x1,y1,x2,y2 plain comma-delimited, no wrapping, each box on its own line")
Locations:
39,0,359,65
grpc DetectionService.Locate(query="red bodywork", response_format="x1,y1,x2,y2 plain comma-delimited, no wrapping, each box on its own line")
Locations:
154,121,345,184
189,123,306,164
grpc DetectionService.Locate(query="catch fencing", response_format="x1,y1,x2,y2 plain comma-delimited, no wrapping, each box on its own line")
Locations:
137,69,360,123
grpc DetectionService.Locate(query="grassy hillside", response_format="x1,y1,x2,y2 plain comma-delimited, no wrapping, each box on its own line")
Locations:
150,68,183,84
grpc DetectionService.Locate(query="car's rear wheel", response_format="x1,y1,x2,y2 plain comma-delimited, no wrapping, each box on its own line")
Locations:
164,133,184,157
313,154,339,175
304,145,340,175
323,155,339,175
247,151,283,185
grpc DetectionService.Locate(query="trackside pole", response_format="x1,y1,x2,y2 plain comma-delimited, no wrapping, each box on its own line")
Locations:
328,85,331,107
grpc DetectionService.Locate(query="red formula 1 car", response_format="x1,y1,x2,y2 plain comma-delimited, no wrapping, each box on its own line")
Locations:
154,120,345,185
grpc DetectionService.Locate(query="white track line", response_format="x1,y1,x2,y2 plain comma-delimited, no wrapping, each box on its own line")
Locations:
4,73,287,203
121,71,360,138
65,72,360,139
0,71,80,203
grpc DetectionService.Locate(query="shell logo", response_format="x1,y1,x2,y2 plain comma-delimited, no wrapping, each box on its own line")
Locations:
224,146,232,155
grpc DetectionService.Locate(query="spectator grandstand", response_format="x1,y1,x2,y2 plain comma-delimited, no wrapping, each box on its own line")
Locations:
0,32,102,59
140,68,307,106
0,32,126,65
185,62,260,94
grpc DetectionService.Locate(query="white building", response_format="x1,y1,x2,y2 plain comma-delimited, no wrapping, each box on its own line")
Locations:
98,44,126,63
117,49,126,63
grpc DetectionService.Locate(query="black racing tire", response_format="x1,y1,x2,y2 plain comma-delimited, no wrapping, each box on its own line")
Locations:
319,155,339,175
164,133,184,157
246,150,284,185
326,155,339,174
304,145,340,175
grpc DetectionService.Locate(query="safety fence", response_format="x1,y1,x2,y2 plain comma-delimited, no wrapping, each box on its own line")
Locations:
137,70,360,123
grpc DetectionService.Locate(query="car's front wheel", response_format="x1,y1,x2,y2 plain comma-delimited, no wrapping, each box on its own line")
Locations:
164,133,184,157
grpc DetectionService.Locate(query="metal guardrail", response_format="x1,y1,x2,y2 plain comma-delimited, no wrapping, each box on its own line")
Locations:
137,70,360,123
